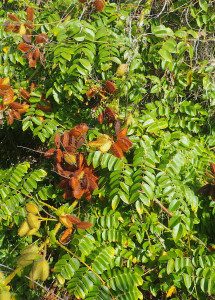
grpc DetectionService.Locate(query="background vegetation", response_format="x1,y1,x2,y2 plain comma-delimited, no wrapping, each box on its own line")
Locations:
0,0,214,299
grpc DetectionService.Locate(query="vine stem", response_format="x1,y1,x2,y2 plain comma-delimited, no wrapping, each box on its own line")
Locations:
56,241,107,286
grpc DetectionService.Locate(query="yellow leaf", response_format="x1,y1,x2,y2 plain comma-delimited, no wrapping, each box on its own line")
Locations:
2,78,10,85
3,47,9,54
19,24,26,35
64,153,76,165
166,285,176,298
116,64,128,77
88,134,112,153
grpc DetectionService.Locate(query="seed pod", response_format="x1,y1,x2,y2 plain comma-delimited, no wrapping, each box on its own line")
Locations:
18,221,30,237
27,213,40,229
27,228,39,236
0,290,11,300
26,202,39,215
21,244,39,255
116,64,128,77
30,259,49,282
18,253,41,267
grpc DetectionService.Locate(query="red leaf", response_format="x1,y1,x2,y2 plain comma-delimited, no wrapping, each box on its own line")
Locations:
26,7,34,23
18,42,33,53
35,33,49,44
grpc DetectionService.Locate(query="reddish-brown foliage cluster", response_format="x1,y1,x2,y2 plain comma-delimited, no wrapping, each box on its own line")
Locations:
111,125,133,158
86,80,117,101
4,7,48,68
44,124,98,201
0,78,29,125
4,7,34,34
18,32,48,68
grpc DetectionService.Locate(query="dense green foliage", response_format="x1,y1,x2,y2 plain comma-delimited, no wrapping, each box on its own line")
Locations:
0,0,214,299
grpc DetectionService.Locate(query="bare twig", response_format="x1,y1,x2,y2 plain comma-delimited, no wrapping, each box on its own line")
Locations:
154,198,173,217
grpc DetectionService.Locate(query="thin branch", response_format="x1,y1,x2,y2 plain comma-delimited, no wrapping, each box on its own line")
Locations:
154,198,173,217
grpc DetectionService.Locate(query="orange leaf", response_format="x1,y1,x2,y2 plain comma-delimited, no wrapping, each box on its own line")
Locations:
35,33,49,44
117,136,132,152
17,104,29,114
105,80,117,94
13,110,21,120
210,162,215,175
3,89,14,105
76,221,92,230
33,47,40,60
70,177,85,199
97,113,103,124
27,52,37,68
44,148,55,158
9,102,24,110
7,111,14,125
69,123,89,138
54,133,61,148
56,149,63,163
111,142,124,158
26,7,34,23
18,42,33,53
62,131,70,147
60,214,81,228
20,88,30,100
59,228,73,244
8,13,20,22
